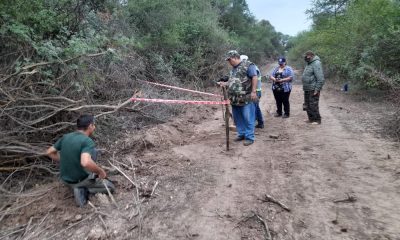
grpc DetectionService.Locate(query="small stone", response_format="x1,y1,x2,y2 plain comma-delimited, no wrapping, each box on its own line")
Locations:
74,214,82,221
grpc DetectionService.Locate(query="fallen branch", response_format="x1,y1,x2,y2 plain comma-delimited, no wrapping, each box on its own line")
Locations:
107,160,139,189
329,105,350,113
333,193,357,203
47,213,93,239
102,180,119,209
88,201,109,235
260,194,291,212
150,181,159,197
235,212,272,240
252,212,272,240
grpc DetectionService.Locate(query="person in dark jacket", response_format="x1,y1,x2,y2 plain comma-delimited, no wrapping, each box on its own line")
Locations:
302,51,325,124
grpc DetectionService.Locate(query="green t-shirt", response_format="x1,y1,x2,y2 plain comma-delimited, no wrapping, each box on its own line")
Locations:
54,132,95,183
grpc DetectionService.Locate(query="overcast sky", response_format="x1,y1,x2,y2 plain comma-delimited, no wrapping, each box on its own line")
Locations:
246,0,314,36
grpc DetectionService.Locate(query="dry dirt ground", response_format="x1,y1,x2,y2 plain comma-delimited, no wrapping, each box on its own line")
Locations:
1,71,400,240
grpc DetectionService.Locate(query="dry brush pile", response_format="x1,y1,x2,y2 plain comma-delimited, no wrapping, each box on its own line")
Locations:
0,48,224,193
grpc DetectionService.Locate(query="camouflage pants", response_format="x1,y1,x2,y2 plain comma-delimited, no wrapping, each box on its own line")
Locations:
304,91,321,122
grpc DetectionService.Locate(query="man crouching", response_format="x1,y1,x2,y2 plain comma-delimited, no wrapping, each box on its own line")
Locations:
46,114,115,207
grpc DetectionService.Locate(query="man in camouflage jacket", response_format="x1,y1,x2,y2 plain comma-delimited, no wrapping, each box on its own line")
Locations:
302,50,325,124
220,50,258,146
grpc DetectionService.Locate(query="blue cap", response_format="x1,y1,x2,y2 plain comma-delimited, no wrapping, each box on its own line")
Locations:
278,57,286,64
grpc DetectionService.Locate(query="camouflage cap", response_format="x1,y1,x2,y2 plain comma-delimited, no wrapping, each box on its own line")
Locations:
225,50,240,61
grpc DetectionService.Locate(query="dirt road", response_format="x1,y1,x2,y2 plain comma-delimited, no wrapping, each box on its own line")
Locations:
2,74,399,240
139,81,400,239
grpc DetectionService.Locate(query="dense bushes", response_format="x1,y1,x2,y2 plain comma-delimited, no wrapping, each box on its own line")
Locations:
0,0,285,166
287,0,400,90
286,0,400,140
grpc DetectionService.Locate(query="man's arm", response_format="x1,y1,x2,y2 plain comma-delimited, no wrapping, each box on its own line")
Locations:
313,61,325,94
46,146,60,162
80,153,107,179
251,75,258,100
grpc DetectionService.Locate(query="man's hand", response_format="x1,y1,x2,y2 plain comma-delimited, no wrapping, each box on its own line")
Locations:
313,90,320,96
251,91,257,101
46,146,60,162
217,81,228,87
98,169,107,179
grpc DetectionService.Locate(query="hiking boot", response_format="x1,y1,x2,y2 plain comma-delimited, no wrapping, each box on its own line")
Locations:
73,187,88,207
234,136,245,142
255,124,264,129
282,114,290,118
243,140,254,146
274,113,282,117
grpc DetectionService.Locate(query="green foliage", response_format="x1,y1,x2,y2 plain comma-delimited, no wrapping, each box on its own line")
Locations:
287,0,400,89
1,0,285,84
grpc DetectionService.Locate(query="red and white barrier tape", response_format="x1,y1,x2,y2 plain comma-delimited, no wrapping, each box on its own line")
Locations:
137,79,222,98
131,97,229,105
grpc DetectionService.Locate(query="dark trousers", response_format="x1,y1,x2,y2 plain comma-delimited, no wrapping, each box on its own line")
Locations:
273,90,291,115
64,149,115,194
304,91,321,122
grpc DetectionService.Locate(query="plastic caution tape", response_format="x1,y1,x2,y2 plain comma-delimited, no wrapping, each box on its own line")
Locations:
131,97,229,105
137,79,222,98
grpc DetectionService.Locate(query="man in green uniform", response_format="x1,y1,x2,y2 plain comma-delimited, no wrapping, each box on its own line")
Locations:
46,114,115,207
302,50,325,124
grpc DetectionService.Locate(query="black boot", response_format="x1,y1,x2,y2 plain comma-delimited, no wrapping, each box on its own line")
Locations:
73,187,88,207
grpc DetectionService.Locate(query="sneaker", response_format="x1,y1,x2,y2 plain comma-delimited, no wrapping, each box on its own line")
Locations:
73,187,88,207
255,124,264,129
243,140,254,146
311,121,321,125
274,113,282,117
234,136,245,141
282,114,290,118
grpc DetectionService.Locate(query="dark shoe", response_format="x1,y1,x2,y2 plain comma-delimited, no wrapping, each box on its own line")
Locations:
282,114,290,118
243,140,254,146
73,187,88,207
274,113,282,117
255,124,264,129
234,136,245,142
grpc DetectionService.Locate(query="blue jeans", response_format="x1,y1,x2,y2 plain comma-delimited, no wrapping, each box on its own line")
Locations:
232,103,256,141
254,91,264,125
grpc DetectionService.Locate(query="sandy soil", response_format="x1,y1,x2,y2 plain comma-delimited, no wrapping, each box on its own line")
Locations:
1,71,400,240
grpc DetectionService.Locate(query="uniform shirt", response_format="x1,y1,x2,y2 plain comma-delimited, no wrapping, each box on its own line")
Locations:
54,132,95,183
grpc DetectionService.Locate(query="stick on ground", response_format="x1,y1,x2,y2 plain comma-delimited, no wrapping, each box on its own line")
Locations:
261,194,291,212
